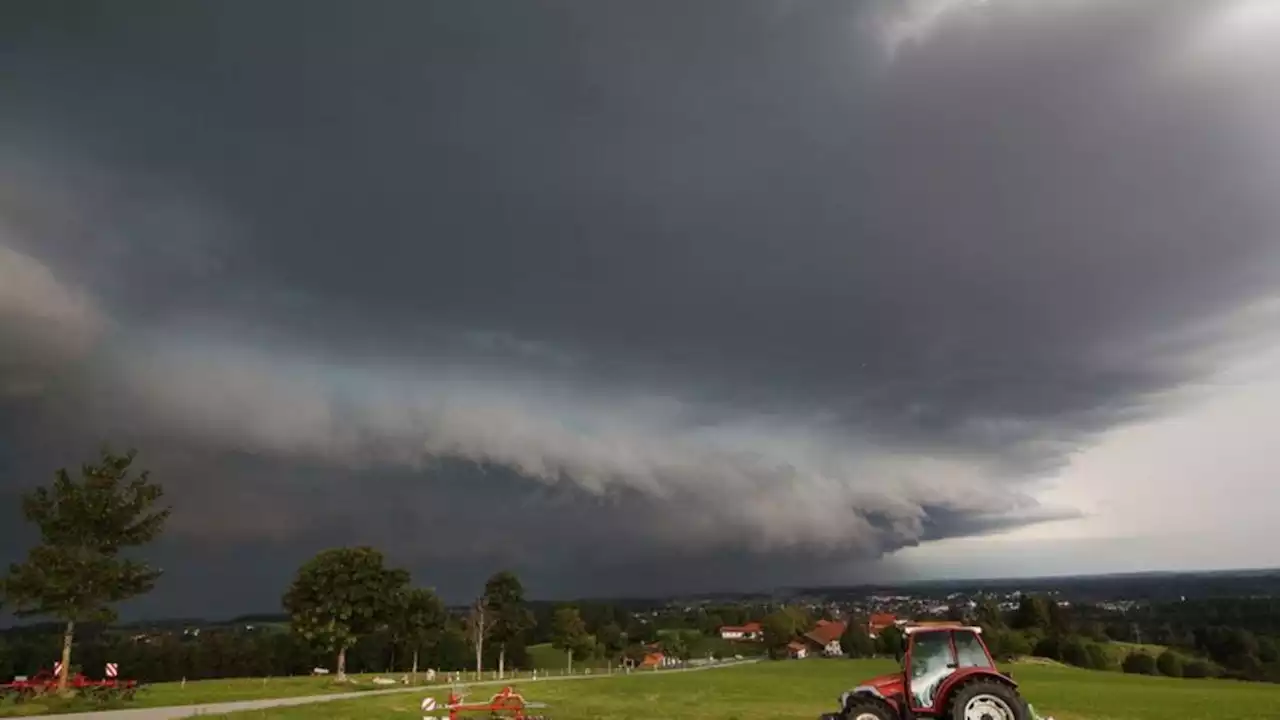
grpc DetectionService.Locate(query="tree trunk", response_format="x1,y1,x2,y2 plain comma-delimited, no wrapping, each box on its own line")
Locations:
473,610,485,675
411,649,419,685
498,645,505,680
58,620,75,694
336,645,348,682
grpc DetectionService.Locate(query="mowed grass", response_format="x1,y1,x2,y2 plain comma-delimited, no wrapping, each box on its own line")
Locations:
203,660,1280,720
526,643,612,670
1102,642,1170,665
0,673,399,717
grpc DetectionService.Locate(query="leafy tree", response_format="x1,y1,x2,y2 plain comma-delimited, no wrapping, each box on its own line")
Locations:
1011,595,1051,632
483,571,534,678
597,622,625,654
1080,621,1108,642
662,631,690,661
1046,599,1069,635
1059,637,1089,668
1122,651,1157,675
1032,635,1062,661
1257,636,1279,664
550,606,592,671
1002,631,1034,658
701,613,724,636
282,546,409,681
1,448,170,693
840,624,875,658
876,625,905,661
0,638,13,681
389,587,446,680
975,599,1005,630
1156,649,1184,678
761,609,802,658
626,619,659,645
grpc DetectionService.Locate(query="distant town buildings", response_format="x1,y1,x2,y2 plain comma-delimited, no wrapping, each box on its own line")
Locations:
867,613,902,638
802,619,847,657
718,622,763,641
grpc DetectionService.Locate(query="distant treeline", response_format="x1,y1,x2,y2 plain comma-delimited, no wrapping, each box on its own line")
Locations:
798,568,1280,605
0,599,772,683
974,595,1280,683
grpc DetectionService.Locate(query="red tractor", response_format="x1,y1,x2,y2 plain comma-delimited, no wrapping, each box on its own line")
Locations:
822,624,1034,720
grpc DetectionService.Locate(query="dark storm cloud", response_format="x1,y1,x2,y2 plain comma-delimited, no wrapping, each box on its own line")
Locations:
3,0,1280,614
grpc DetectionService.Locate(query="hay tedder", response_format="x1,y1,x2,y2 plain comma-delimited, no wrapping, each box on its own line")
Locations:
421,686,549,720
821,624,1053,720
1,664,138,702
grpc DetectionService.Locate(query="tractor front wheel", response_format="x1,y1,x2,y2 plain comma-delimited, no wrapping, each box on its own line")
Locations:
947,680,1029,720
842,697,897,720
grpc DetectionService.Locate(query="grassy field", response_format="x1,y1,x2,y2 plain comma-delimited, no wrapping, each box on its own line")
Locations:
526,643,612,670
1102,642,1170,665
525,638,762,671
0,673,406,717
192,659,1280,720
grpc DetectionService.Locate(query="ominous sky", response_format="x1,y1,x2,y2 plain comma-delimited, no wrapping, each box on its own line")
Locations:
3,0,1280,618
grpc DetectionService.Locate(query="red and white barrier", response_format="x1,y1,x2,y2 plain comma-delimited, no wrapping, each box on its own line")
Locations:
105,663,119,678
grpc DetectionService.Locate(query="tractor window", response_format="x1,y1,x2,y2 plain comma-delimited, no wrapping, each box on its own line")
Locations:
908,631,955,708
953,630,993,668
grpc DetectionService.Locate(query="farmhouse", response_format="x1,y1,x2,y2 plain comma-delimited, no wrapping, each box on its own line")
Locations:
718,622,762,641
802,619,847,657
639,651,678,668
786,640,808,659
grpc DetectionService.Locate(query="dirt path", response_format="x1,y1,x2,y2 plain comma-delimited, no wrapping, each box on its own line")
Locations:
39,660,760,720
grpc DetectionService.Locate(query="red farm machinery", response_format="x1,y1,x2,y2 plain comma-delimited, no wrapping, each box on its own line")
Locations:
821,623,1053,720
1,663,138,703
421,685,549,720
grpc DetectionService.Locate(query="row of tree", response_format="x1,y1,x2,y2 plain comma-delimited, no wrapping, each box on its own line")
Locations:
0,448,755,686
967,595,1280,683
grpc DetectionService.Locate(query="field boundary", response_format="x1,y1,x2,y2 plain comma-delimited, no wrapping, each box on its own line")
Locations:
38,659,762,720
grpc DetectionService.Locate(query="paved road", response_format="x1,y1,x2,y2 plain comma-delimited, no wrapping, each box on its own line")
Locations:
42,660,760,720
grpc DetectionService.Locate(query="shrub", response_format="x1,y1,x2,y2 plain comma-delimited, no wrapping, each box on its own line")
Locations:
1060,638,1090,668
1122,651,1157,675
1003,632,1034,658
1156,650,1184,678
1182,659,1219,679
1032,635,1061,661
1084,642,1112,671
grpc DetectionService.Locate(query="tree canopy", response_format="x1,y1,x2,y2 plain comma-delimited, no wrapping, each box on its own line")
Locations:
550,606,593,670
282,546,409,680
389,586,447,678
483,570,534,677
1,448,170,692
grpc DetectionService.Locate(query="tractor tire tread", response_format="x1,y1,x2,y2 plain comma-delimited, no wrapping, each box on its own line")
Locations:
843,696,898,720
946,678,1029,720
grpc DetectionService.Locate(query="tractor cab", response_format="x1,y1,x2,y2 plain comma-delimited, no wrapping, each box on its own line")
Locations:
826,623,1030,720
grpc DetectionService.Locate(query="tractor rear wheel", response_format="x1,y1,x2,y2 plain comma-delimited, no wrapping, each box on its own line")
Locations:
947,680,1029,720
842,697,897,720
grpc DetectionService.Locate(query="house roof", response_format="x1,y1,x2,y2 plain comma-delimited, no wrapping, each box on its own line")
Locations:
720,622,761,633
869,613,897,627
786,640,808,652
804,619,847,646
640,652,665,666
